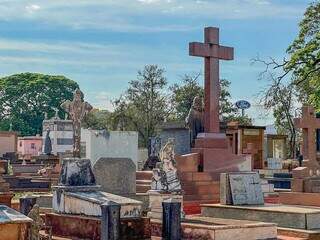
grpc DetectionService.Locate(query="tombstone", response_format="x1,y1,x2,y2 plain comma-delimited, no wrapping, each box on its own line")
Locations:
220,172,264,205
93,157,136,196
160,122,191,155
150,139,181,192
52,89,142,221
61,88,93,158
148,139,183,220
143,137,161,170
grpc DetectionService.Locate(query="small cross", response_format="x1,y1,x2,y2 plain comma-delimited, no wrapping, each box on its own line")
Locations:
189,27,234,133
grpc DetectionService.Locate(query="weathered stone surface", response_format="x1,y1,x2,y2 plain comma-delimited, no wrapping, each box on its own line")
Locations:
93,157,136,196
59,158,96,186
151,216,277,240
61,88,92,158
52,188,142,219
148,191,183,220
228,172,264,205
151,139,181,192
202,203,320,230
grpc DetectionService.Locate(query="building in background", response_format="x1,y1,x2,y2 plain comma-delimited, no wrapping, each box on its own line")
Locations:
0,131,17,157
42,114,73,156
17,135,42,158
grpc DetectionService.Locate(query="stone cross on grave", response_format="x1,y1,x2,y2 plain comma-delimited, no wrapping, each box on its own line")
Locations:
294,105,320,166
61,89,93,158
189,27,234,133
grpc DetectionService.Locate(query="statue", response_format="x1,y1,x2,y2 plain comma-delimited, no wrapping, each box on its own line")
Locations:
143,137,161,170
43,129,52,155
27,204,44,240
151,138,181,192
185,96,204,146
61,89,92,158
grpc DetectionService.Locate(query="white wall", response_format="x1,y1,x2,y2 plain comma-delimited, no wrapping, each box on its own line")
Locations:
81,129,139,168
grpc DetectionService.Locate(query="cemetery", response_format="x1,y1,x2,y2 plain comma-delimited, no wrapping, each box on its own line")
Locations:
0,1,319,239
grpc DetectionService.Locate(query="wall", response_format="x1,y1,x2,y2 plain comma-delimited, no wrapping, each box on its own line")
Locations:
0,132,17,157
81,129,139,168
17,138,42,156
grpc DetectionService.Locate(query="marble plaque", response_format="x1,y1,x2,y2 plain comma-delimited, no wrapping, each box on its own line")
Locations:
229,172,264,205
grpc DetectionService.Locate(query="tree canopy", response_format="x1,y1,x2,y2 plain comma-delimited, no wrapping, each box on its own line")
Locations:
0,72,79,136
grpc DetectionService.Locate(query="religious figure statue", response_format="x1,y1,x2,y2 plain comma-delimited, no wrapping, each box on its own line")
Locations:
27,204,44,240
151,138,181,192
61,89,92,158
143,137,161,170
43,129,52,155
185,96,204,145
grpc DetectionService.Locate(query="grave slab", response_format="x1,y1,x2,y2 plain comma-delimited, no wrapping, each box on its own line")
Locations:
279,192,320,207
0,205,32,240
151,215,277,240
52,187,142,218
201,203,320,230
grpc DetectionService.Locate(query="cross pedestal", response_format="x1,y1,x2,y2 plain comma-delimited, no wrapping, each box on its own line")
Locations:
188,27,251,174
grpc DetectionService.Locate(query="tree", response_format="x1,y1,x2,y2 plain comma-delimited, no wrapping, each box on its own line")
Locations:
170,74,252,125
170,73,203,120
82,109,111,130
0,73,79,136
111,65,170,147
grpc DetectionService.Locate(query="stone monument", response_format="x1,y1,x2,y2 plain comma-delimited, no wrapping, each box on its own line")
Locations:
180,27,250,176
185,96,204,146
52,89,142,220
148,139,183,219
61,88,93,158
0,160,13,207
143,137,161,170
43,129,52,155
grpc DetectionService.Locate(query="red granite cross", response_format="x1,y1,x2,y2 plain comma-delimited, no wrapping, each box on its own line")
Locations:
294,105,320,163
189,27,234,133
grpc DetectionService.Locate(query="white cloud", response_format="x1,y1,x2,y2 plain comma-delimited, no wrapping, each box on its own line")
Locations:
0,0,308,32
25,4,40,13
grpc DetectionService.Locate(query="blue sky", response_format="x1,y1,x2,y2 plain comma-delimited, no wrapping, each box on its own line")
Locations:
0,0,313,125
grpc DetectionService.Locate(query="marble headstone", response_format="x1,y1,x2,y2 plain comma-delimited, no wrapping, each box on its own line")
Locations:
229,172,264,205
93,157,136,196
151,139,181,192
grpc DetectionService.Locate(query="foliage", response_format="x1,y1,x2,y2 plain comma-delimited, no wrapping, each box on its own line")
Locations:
82,109,111,130
170,74,252,125
111,65,171,147
170,73,204,120
0,73,79,136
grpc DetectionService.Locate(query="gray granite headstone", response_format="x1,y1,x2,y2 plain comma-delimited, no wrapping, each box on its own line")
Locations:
93,157,136,196
228,172,264,205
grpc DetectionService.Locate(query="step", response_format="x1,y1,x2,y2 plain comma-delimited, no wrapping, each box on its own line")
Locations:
136,184,151,193
183,194,219,201
136,171,153,180
136,179,152,185
182,180,219,187
182,184,220,195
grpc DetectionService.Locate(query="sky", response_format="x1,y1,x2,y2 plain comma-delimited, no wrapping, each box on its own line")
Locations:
0,0,313,125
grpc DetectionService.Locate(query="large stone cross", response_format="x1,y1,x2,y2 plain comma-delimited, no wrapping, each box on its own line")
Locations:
61,89,93,158
189,27,234,133
294,105,320,164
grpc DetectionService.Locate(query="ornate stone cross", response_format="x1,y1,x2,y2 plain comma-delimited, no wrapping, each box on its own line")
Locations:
61,89,92,158
294,105,320,165
189,27,234,133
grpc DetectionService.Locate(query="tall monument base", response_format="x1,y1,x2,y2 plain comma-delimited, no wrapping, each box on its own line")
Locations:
176,133,251,213
193,133,251,176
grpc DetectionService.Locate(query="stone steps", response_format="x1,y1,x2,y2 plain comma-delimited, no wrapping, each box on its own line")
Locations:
136,184,151,193
136,171,153,193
